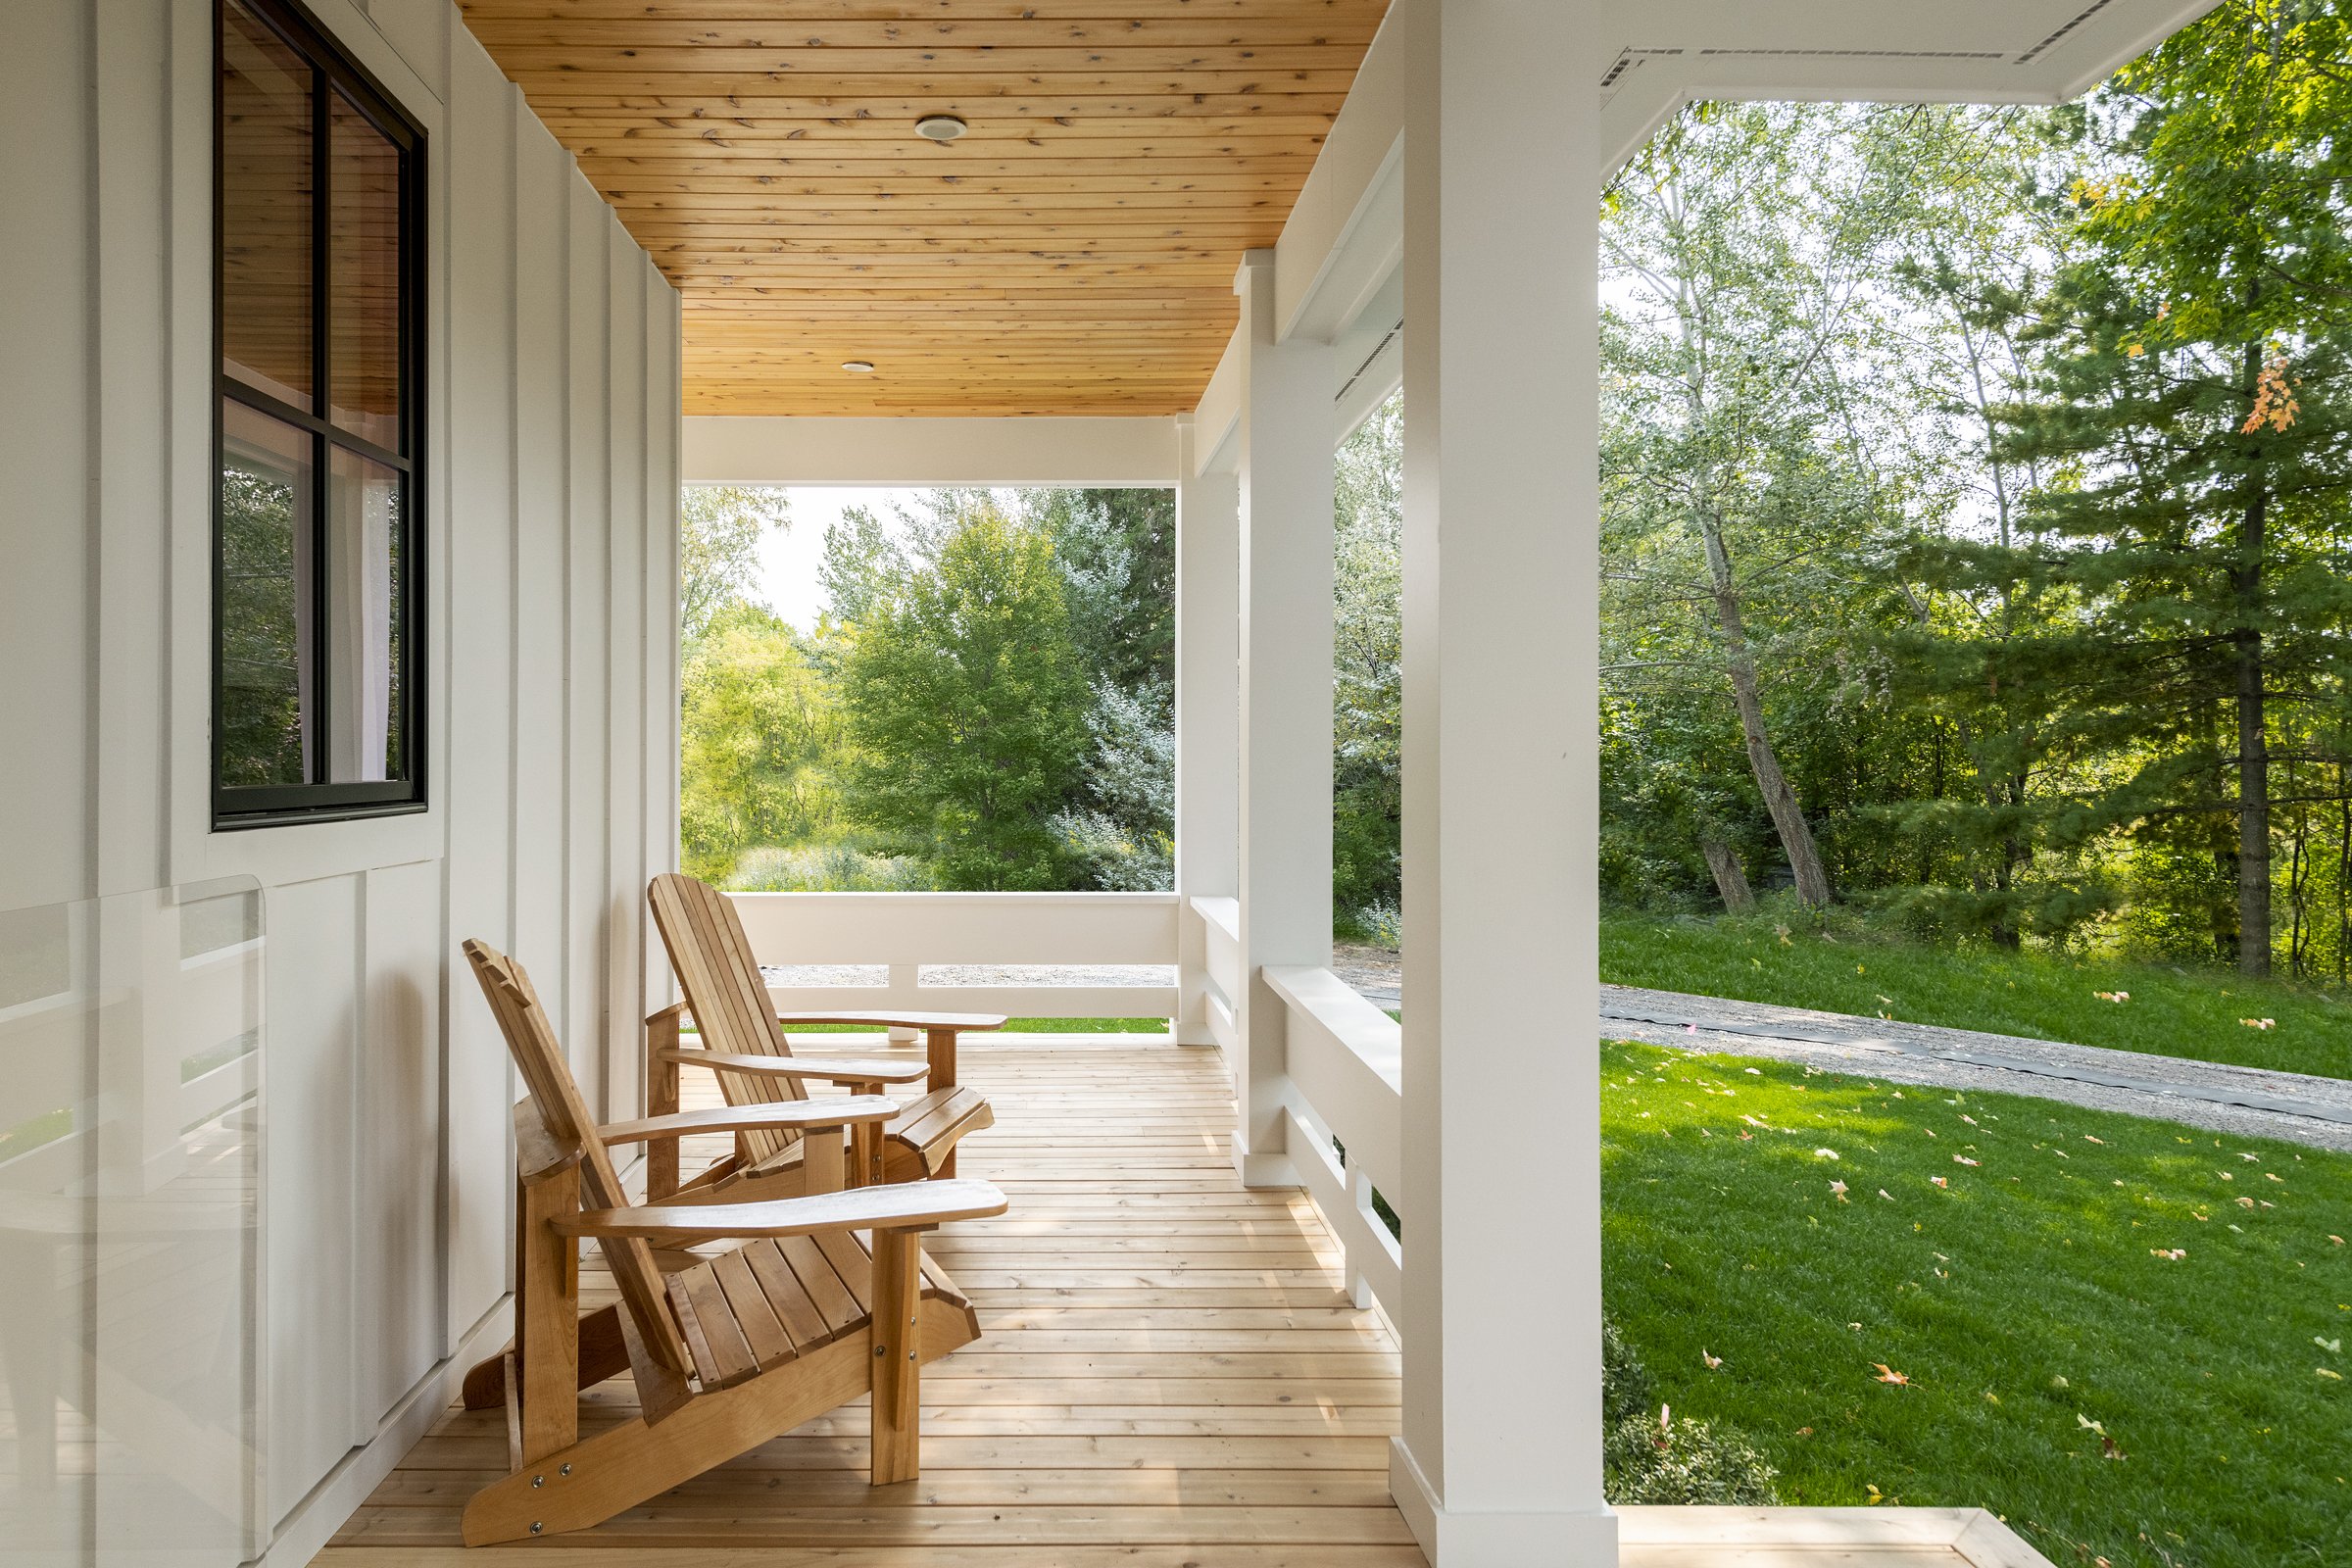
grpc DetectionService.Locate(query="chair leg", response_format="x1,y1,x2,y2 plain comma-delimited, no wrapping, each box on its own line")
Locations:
461,1302,632,1411
869,1226,922,1486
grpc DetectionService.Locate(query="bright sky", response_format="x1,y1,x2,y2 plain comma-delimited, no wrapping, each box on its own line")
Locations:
752,486,908,633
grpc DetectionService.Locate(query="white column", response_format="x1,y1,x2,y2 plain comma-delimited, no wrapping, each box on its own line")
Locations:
1232,250,1334,1188
1391,0,1615,1563
1174,415,1240,1047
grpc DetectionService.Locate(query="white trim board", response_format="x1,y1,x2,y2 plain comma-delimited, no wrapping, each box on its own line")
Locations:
685,416,1182,486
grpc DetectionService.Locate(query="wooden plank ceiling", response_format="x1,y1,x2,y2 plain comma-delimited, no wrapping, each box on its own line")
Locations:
457,1,1392,416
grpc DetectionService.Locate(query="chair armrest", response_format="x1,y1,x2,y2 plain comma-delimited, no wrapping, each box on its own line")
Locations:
656,1048,930,1085
552,1177,1009,1241
597,1097,899,1146
773,1008,1009,1031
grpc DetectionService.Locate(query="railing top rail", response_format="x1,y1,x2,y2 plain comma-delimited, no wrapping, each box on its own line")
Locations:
1263,964,1399,1093
1187,895,1240,942
728,890,1183,906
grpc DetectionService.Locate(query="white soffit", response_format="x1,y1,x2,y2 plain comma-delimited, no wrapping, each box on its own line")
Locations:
683,416,1182,487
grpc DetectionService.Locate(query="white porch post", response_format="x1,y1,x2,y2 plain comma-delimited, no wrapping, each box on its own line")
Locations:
1174,415,1241,1047
1232,250,1334,1187
1391,0,1614,1563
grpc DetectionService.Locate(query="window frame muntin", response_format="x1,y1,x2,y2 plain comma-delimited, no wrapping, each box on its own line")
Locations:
211,0,428,829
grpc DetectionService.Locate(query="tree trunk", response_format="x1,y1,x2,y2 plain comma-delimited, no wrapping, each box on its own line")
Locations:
1695,512,1834,907
1698,830,1754,912
2233,605,2271,976
2233,329,2272,977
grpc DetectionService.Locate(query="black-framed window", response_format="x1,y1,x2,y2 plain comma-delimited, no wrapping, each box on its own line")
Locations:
215,0,425,827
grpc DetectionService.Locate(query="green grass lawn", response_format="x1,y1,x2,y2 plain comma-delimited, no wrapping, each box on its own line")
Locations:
1601,1039,2351,1567
1601,909,2352,1081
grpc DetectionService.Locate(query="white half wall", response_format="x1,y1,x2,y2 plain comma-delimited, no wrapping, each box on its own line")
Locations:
0,0,682,1557
685,415,1180,486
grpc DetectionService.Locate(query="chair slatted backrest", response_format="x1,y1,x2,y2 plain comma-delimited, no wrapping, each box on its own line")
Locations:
463,938,693,1376
648,873,808,1168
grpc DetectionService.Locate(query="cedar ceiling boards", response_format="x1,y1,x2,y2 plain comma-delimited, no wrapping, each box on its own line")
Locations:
457,0,1393,416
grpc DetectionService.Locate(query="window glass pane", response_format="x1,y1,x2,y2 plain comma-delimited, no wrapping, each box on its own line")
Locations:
220,0,313,411
220,401,314,786
329,92,401,450
326,446,404,782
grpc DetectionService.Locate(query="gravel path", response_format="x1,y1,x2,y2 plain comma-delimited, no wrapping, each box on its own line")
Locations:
1600,983,2352,1152
761,947,2352,1151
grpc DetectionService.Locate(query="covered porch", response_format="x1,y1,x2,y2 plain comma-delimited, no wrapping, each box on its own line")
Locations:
0,0,2220,1565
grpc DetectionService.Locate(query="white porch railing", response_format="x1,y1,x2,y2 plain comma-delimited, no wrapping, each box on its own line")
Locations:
1186,895,1404,1316
729,891,1180,1019
727,888,1402,1317
1262,964,1402,1314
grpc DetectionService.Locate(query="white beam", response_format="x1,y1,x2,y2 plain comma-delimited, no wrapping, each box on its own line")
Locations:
1232,249,1333,1189
1273,1,1405,346
1392,0,1613,1562
683,416,1180,486
1175,416,1241,1046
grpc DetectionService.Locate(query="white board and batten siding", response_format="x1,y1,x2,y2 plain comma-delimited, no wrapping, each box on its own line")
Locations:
0,0,681,1555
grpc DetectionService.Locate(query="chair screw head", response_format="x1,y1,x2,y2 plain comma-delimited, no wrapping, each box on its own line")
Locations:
530,1522,544,1535
530,1475,544,1488
560,1463,572,1476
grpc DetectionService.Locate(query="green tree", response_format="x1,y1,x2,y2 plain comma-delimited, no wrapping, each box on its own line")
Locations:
678,604,846,883
680,485,789,643
1333,393,1403,926
839,502,1092,889
1603,102,1941,908
2002,0,2352,974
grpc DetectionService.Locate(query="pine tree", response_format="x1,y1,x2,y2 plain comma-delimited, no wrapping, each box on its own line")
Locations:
2001,0,2352,973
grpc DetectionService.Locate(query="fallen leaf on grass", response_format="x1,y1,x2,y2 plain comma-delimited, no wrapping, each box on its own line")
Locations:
2083,1135,2106,1145
1873,1364,1911,1386
2150,1248,2186,1261
1932,1176,1949,1189
2316,1337,2341,1353
2240,1017,2278,1030
2321,1368,2344,1381
1831,1180,1849,1200
2094,991,2129,1003
1879,1189,1895,1201
2331,1235,2346,1246
1702,1348,1723,1370
1954,1154,1980,1166
1814,1147,1839,1160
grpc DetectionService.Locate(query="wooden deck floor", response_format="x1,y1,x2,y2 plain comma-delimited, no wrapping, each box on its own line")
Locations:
315,1037,2025,1568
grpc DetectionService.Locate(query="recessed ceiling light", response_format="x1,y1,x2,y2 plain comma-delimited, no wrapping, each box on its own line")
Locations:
842,360,876,373
915,114,968,143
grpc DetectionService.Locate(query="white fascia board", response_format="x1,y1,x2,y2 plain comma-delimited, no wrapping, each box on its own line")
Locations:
683,416,1181,486
1596,0,2229,182
1273,0,1405,347
1192,328,1243,477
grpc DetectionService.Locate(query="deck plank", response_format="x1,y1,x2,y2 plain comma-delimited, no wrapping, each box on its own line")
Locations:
321,1042,1408,1560
316,1039,2003,1567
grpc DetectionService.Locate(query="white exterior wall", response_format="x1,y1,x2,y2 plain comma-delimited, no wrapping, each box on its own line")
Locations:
0,0,681,1556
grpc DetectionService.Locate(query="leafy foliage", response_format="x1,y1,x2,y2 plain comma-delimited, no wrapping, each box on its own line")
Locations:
1589,13,2352,984
679,486,1175,892
839,503,1093,890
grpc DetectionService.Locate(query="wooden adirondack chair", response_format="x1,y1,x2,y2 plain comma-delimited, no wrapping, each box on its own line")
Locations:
456,938,1005,1545
645,871,1003,1199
